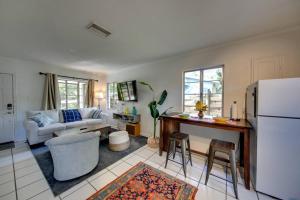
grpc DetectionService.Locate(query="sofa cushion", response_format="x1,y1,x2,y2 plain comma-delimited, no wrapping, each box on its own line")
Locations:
29,113,55,127
65,120,87,128
62,109,82,123
83,118,103,125
90,109,103,119
38,123,66,136
27,110,59,123
78,107,97,119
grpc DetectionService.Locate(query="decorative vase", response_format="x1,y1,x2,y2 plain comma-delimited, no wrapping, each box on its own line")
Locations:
124,106,129,115
132,106,137,116
147,137,159,148
198,110,204,118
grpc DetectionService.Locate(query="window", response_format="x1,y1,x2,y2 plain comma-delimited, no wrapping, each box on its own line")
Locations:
58,79,87,109
183,66,223,117
107,82,118,109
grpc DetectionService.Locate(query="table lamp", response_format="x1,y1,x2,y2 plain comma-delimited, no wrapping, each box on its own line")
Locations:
95,91,104,109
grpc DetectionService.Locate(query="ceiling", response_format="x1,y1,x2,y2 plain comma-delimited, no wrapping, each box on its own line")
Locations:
0,0,300,73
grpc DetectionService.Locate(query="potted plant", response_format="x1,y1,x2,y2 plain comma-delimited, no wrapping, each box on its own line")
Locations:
195,100,208,118
140,82,171,148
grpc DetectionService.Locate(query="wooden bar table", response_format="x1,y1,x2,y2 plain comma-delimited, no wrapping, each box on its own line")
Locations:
159,113,252,190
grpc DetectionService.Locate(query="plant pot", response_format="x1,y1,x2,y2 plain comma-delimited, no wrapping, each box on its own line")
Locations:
147,137,159,148
198,110,204,118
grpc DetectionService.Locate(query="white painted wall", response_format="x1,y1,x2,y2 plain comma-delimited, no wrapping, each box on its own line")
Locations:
107,27,300,154
0,56,106,141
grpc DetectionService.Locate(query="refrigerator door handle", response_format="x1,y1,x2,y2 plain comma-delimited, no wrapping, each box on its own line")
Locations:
253,87,257,118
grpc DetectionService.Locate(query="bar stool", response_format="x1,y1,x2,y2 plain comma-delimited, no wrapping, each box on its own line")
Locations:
205,139,238,199
165,132,192,177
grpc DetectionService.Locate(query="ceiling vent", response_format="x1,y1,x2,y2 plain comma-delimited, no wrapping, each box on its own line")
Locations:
87,22,111,38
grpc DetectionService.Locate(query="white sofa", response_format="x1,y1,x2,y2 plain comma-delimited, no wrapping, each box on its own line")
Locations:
45,131,100,181
24,107,108,145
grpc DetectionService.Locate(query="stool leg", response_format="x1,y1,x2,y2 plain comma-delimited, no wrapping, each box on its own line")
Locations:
229,150,238,199
205,146,215,185
165,139,171,168
187,138,192,166
172,140,176,159
181,140,187,177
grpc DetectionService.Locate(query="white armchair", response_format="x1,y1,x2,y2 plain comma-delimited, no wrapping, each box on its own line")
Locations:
45,131,100,181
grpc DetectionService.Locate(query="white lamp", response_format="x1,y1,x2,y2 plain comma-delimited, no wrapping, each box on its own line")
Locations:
95,91,104,109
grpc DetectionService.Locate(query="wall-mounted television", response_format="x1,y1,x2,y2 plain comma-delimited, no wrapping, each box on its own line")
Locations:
117,80,138,101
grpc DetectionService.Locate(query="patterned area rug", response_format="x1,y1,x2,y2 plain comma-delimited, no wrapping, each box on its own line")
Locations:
87,162,198,200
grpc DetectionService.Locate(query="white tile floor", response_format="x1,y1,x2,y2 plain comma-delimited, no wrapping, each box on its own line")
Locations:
0,142,279,200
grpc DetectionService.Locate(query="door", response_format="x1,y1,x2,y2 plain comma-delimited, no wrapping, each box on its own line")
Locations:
252,55,283,83
0,73,14,143
256,116,300,200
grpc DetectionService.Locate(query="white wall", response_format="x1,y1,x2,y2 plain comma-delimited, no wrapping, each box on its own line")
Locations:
0,56,106,141
107,27,300,153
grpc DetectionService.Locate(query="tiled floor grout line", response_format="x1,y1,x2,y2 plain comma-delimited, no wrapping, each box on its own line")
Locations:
14,167,40,180
0,169,14,177
86,180,101,199
87,180,97,191
0,191,16,199
107,167,121,177
26,188,49,200
11,148,19,200
197,159,207,188
225,166,229,200
0,179,14,187
14,162,37,171
59,182,90,199
16,177,44,190
257,191,261,200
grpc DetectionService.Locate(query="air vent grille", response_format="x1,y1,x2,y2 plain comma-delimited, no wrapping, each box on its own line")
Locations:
87,23,111,37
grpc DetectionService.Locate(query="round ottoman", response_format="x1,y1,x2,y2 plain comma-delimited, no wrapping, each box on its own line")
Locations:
109,131,130,151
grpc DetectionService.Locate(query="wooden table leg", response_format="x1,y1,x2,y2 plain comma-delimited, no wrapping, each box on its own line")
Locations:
240,133,244,166
243,129,250,190
159,119,164,156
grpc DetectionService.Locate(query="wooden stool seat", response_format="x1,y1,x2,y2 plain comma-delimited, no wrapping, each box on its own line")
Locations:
169,132,189,140
205,139,238,199
165,132,192,177
210,139,235,152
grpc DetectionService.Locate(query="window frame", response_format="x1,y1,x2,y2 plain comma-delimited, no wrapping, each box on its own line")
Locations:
58,78,87,109
107,82,118,110
183,65,224,116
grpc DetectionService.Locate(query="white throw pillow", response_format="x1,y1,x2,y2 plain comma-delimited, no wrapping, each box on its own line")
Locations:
27,110,59,123
43,110,59,123
29,113,54,127
90,109,102,119
79,107,97,119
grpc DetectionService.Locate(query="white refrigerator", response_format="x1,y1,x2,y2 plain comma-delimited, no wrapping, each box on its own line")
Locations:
246,78,300,200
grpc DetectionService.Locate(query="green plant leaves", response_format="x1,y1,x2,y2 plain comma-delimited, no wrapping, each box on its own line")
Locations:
148,100,159,119
157,90,167,105
139,81,154,92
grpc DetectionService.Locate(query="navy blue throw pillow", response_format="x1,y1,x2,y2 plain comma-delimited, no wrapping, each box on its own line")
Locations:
62,109,82,123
